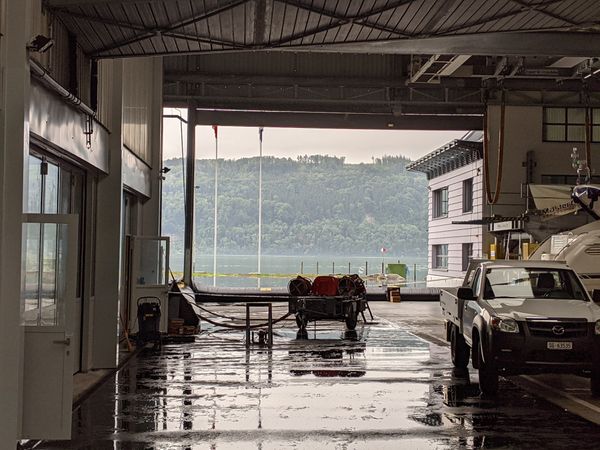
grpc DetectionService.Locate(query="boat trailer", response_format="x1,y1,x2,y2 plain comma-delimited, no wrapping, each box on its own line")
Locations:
288,295,368,335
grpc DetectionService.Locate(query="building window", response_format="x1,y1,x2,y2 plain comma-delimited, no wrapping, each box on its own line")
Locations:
463,178,473,213
432,187,448,218
462,243,473,272
432,244,448,269
543,107,600,142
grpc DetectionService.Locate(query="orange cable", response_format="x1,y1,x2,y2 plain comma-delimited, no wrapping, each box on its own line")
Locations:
484,95,505,205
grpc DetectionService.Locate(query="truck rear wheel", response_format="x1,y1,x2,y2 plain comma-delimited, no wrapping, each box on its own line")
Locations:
591,369,600,397
450,325,470,368
478,343,498,396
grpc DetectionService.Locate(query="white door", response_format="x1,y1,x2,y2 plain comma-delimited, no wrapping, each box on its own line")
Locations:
20,213,77,440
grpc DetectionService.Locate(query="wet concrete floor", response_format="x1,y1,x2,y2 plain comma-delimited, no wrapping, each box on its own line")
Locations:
39,302,600,449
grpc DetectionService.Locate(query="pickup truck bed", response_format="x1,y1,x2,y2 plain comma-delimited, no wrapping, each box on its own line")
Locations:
440,287,461,331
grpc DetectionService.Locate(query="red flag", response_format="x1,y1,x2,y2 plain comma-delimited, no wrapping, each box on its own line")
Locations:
212,125,218,138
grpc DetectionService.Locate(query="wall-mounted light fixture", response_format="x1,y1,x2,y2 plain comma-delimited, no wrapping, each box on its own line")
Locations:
159,166,171,180
27,35,54,53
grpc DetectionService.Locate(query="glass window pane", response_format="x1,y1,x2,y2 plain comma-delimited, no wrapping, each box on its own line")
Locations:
463,179,473,212
593,125,600,142
462,243,473,271
22,223,41,326
433,188,448,218
593,109,600,125
59,170,71,214
567,125,585,142
137,239,167,285
41,224,58,326
44,162,59,214
442,189,448,216
71,172,84,297
544,108,565,123
433,244,448,269
544,125,565,141
568,108,585,124
27,155,42,213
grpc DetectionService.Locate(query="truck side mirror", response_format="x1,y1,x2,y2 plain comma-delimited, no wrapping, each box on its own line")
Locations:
457,287,475,300
592,289,600,303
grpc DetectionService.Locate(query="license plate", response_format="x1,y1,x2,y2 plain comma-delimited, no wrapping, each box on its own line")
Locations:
547,342,573,350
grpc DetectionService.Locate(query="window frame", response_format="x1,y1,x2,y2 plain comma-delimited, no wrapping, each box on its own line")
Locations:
462,178,473,213
462,242,473,272
542,107,600,143
432,187,448,219
432,244,449,270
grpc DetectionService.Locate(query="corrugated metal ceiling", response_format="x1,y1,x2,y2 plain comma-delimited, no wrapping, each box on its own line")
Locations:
46,0,600,58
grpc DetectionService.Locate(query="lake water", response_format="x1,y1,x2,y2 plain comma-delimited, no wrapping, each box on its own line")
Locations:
171,254,428,288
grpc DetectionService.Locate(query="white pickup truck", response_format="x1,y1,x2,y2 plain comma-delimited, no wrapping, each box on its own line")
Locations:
441,260,600,396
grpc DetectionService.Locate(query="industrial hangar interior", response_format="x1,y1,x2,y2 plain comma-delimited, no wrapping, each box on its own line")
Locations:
3,0,600,448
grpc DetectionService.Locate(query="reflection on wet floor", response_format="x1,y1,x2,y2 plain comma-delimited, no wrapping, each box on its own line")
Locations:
38,311,600,450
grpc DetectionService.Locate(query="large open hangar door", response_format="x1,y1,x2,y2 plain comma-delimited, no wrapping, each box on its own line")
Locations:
45,0,600,283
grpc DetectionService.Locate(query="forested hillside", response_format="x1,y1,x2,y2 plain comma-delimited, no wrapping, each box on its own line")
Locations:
162,155,428,257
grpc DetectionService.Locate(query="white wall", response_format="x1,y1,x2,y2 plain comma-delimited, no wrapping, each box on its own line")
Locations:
122,57,155,164
427,160,484,284
485,105,600,219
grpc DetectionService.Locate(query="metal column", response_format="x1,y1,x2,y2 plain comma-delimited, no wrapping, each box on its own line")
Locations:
93,59,124,369
183,105,196,286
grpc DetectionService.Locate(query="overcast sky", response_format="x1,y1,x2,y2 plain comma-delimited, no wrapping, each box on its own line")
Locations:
163,109,466,164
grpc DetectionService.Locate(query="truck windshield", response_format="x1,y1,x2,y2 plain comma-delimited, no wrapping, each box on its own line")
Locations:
483,268,588,301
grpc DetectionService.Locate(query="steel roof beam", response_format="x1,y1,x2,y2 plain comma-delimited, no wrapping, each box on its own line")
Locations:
272,0,415,41
508,0,578,26
300,31,600,57
162,31,244,50
48,0,179,5
252,0,273,45
185,109,482,130
164,69,600,92
164,72,412,87
274,0,418,20
437,1,566,35
88,0,249,56
52,8,147,31
163,93,484,111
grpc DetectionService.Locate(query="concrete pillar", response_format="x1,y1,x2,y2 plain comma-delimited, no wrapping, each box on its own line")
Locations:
141,56,164,237
92,59,124,369
0,0,31,443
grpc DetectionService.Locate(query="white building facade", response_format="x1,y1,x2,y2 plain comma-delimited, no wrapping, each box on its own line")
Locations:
408,133,485,287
